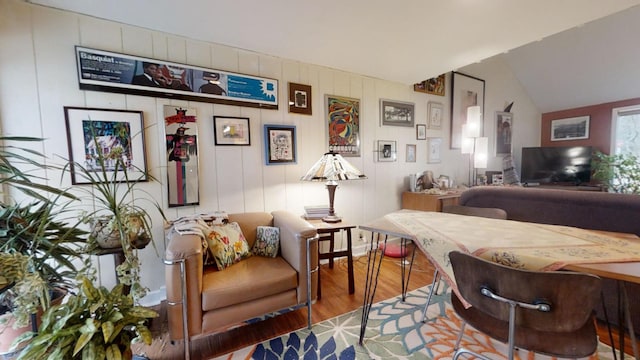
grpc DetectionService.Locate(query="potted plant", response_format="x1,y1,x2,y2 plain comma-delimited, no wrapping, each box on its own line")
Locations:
592,151,640,194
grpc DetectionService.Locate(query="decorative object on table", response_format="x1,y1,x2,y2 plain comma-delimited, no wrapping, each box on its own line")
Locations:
166,107,200,207
427,137,442,164
409,173,418,192
376,140,397,162
427,101,443,130
592,151,640,194
495,111,513,155
501,155,521,185
450,72,485,149
485,170,503,185
460,105,488,186
413,74,446,96
550,115,590,141
303,205,331,220
380,99,415,127
288,82,312,115
264,124,297,165
325,95,360,157
406,144,416,162
416,124,427,140
213,115,250,146
301,152,366,223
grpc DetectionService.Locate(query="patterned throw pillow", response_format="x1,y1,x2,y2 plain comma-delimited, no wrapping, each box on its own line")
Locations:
206,222,251,270
252,226,280,258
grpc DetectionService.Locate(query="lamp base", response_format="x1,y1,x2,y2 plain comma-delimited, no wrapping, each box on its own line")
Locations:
322,215,342,223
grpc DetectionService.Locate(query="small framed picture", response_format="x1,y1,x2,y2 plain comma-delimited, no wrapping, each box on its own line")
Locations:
485,170,502,185
376,140,397,162
213,116,250,145
288,82,312,115
416,124,427,140
427,101,444,130
264,124,296,165
413,74,445,96
550,116,590,141
380,99,415,127
427,137,442,164
406,144,416,162
495,112,513,155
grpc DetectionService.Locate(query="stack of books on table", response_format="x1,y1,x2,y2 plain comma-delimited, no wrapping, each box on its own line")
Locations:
303,205,330,220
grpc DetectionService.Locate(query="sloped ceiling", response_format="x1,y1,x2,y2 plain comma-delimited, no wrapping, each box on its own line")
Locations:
26,0,640,113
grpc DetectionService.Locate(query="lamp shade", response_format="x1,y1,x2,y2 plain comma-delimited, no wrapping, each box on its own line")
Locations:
473,137,489,169
301,152,367,182
460,124,475,154
465,105,482,138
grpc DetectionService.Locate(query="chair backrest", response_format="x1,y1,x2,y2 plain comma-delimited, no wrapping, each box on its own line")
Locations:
442,205,507,220
449,251,601,332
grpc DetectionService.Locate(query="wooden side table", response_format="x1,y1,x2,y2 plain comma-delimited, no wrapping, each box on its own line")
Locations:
401,191,462,212
308,219,356,299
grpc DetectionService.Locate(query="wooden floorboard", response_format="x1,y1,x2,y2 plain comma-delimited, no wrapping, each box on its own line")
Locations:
134,244,639,359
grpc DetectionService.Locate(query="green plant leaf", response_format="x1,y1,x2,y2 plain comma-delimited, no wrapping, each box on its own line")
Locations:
74,331,94,356
102,320,115,343
136,324,153,345
82,276,100,301
128,306,159,319
106,343,123,360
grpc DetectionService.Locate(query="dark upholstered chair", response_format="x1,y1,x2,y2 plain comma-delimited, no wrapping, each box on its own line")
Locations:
449,251,602,360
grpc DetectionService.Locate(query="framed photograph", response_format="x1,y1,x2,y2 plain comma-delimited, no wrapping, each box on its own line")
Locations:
326,95,361,157
288,82,312,115
406,144,416,162
427,137,442,164
264,124,296,165
64,106,147,185
413,74,446,96
495,112,513,155
164,106,200,207
380,99,415,127
416,124,427,140
485,170,502,185
428,101,444,130
551,116,590,141
376,140,397,162
213,116,251,145
450,72,485,149
75,46,278,109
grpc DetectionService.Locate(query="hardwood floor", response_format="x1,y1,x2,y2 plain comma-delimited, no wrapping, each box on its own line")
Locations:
135,244,639,359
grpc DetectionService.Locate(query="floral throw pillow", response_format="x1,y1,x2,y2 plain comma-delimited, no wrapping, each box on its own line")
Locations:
206,222,251,270
252,226,280,258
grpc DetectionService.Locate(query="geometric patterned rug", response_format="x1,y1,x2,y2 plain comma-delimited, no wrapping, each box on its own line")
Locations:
211,285,616,359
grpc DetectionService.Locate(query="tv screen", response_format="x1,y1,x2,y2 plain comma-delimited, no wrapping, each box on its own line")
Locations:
520,146,593,185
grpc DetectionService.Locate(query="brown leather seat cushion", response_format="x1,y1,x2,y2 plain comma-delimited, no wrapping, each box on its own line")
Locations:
201,256,297,311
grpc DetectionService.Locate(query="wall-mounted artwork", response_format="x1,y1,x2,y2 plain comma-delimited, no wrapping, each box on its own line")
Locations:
551,116,590,141
213,116,251,146
164,106,199,207
450,72,485,149
414,74,446,96
416,124,427,140
380,99,415,127
427,137,442,164
428,101,444,130
406,144,416,162
376,140,397,162
264,124,297,165
495,112,513,155
288,82,312,115
326,95,361,157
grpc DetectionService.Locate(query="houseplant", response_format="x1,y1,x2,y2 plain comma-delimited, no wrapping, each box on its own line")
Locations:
592,151,640,194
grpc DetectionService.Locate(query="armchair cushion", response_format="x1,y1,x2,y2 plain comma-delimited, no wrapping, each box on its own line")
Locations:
252,226,280,257
207,222,251,270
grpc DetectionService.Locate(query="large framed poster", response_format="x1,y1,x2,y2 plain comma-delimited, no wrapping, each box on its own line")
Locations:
326,95,361,157
450,72,485,149
164,106,200,207
75,46,278,109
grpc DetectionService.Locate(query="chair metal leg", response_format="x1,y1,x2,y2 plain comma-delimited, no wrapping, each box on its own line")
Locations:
163,257,190,360
421,269,440,322
400,238,416,302
306,234,319,329
359,232,387,345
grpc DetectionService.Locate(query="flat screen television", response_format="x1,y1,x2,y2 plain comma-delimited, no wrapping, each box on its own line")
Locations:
520,146,593,185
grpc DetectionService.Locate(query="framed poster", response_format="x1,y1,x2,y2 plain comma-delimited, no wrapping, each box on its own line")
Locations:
427,137,442,164
551,116,590,141
376,140,397,162
428,101,443,130
406,144,416,162
380,99,415,127
64,106,147,185
326,95,361,157
288,82,312,115
450,72,485,149
213,116,251,145
164,106,199,207
264,124,296,165
416,124,427,140
414,74,446,96
75,46,278,109
495,112,513,155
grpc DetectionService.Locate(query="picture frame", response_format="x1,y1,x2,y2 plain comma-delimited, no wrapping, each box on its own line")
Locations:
450,72,485,149
427,101,444,130
406,144,416,162
288,82,312,115
64,106,147,185
427,137,442,164
485,170,502,185
264,124,297,165
380,99,415,127
213,116,251,145
413,74,446,96
164,106,200,207
376,140,397,162
416,124,427,140
550,115,590,141
495,111,513,155
326,95,361,157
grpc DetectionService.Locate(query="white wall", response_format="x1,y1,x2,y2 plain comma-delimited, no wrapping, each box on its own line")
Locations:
0,0,540,302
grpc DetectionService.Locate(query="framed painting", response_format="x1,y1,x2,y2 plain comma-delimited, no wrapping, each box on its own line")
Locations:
450,72,485,149
413,74,446,96
64,106,147,185
164,106,200,207
264,124,296,165
428,101,444,130
427,137,442,164
551,116,590,141
326,95,361,156
416,124,427,140
213,116,251,145
376,140,397,162
406,144,416,162
288,82,312,115
495,112,513,155
380,99,415,127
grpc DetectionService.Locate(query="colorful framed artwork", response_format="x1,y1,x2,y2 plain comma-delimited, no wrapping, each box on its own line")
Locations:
413,74,446,96
495,112,513,155
326,95,361,157
427,137,442,164
406,144,416,162
428,101,444,130
550,116,590,141
213,116,251,145
264,124,297,165
288,82,312,115
380,99,415,127
450,72,485,149
64,106,147,185
164,106,200,207
376,140,397,162
416,124,427,140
